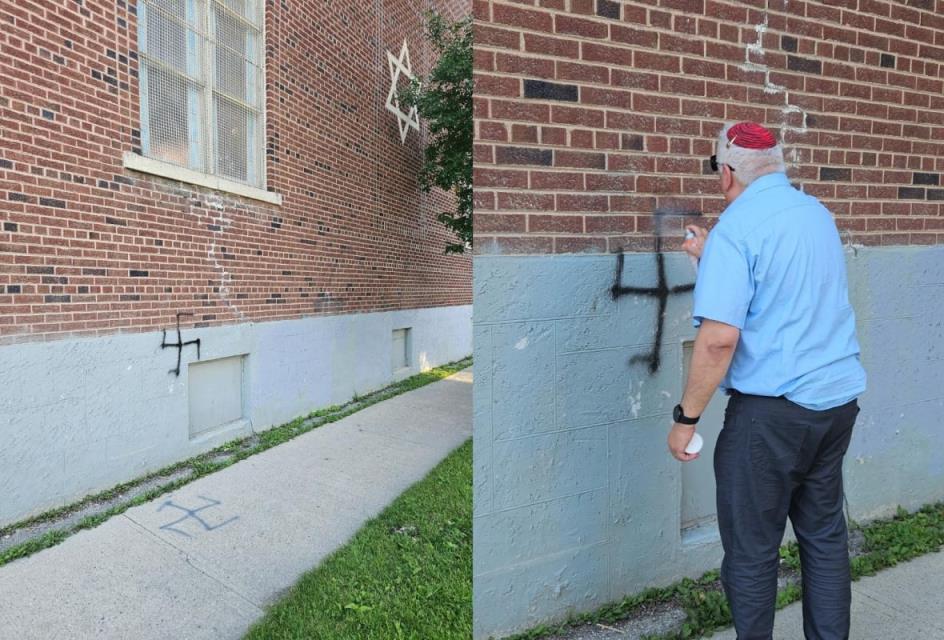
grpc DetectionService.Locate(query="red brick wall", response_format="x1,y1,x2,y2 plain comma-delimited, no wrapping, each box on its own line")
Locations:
473,0,944,255
0,0,471,345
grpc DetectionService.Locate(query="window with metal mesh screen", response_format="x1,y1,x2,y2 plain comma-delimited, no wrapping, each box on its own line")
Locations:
138,0,264,187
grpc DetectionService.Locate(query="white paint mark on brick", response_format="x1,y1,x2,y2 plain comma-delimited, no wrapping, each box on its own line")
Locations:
743,19,767,69
515,337,529,350
203,195,248,323
741,16,781,95
740,12,807,174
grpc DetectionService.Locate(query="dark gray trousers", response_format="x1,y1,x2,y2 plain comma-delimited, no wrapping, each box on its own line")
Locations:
714,391,859,640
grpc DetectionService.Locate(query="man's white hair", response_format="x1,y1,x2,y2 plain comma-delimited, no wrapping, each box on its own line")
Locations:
715,122,786,187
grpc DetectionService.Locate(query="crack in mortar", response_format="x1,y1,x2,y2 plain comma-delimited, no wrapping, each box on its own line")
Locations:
739,12,808,178
203,194,248,322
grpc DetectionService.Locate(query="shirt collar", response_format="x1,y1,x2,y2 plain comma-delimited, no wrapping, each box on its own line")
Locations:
720,172,791,220
740,171,791,198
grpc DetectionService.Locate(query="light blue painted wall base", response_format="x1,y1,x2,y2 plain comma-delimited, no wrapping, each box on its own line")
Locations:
0,304,472,527
472,246,944,639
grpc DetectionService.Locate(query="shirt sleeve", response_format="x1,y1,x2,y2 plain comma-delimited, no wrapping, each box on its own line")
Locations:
692,228,754,329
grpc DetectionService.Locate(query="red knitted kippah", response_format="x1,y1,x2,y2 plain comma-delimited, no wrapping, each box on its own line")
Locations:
727,122,777,149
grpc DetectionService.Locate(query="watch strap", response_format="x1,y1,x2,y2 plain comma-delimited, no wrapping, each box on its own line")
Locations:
674,403,700,425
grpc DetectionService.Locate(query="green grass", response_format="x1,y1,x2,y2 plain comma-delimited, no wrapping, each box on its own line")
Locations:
0,357,472,568
244,439,472,640
850,503,944,579
507,501,944,640
501,571,729,640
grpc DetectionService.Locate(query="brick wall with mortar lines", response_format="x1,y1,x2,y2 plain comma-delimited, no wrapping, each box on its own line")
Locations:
0,0,471,345
473,0,944,255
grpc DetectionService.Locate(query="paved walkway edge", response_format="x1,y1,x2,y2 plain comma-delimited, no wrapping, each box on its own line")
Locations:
708,551,944,639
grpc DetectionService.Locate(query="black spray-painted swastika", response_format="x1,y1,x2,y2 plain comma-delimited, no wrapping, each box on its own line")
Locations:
160,311,201,377
610,208,700,374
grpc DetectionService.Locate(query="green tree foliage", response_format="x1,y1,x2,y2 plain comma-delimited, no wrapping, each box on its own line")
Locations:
400,12,472,254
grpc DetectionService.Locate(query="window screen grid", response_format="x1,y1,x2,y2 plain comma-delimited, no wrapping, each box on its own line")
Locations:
138,0,264,187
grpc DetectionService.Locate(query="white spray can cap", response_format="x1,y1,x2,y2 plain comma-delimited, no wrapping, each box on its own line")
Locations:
685,432,704,455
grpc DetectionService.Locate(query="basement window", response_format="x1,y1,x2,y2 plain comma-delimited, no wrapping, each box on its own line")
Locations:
188,354,247,439
392,328,412,373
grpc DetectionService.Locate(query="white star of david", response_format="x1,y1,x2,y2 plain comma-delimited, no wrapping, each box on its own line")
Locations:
385,40,420,144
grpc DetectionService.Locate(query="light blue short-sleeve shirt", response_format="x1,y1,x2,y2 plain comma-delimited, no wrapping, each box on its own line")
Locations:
693,172,866,411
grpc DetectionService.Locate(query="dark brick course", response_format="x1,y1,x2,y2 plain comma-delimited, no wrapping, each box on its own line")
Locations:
821,168,852,182
524,79,579,102
787,56,822,74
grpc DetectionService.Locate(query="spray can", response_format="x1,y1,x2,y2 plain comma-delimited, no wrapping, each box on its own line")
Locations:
685,230,699,275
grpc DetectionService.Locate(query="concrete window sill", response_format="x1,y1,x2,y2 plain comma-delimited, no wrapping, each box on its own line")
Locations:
122,152,283,205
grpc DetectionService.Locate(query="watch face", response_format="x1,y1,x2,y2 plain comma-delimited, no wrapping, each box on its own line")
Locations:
673,404,682,422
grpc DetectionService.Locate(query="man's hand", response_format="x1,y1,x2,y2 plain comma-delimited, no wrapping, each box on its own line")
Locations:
683,224,708,260
668,423,699,462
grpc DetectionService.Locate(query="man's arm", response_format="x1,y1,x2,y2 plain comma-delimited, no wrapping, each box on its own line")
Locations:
668,319,740,462
682,319,740,417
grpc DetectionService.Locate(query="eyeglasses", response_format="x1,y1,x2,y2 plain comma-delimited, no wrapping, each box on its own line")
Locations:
709,155,735,172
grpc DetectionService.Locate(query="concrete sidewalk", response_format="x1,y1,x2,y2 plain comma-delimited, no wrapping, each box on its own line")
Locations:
708,551,944,639
0,368,472,640
558,549,944,640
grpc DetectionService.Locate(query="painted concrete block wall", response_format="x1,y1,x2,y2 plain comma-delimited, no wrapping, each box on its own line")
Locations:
472,245,944,640
0,304,471,528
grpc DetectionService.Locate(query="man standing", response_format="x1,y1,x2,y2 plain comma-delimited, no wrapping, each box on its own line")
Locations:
667,122,867,640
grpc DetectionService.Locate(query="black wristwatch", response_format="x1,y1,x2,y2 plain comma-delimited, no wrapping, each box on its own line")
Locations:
673,403,700,425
